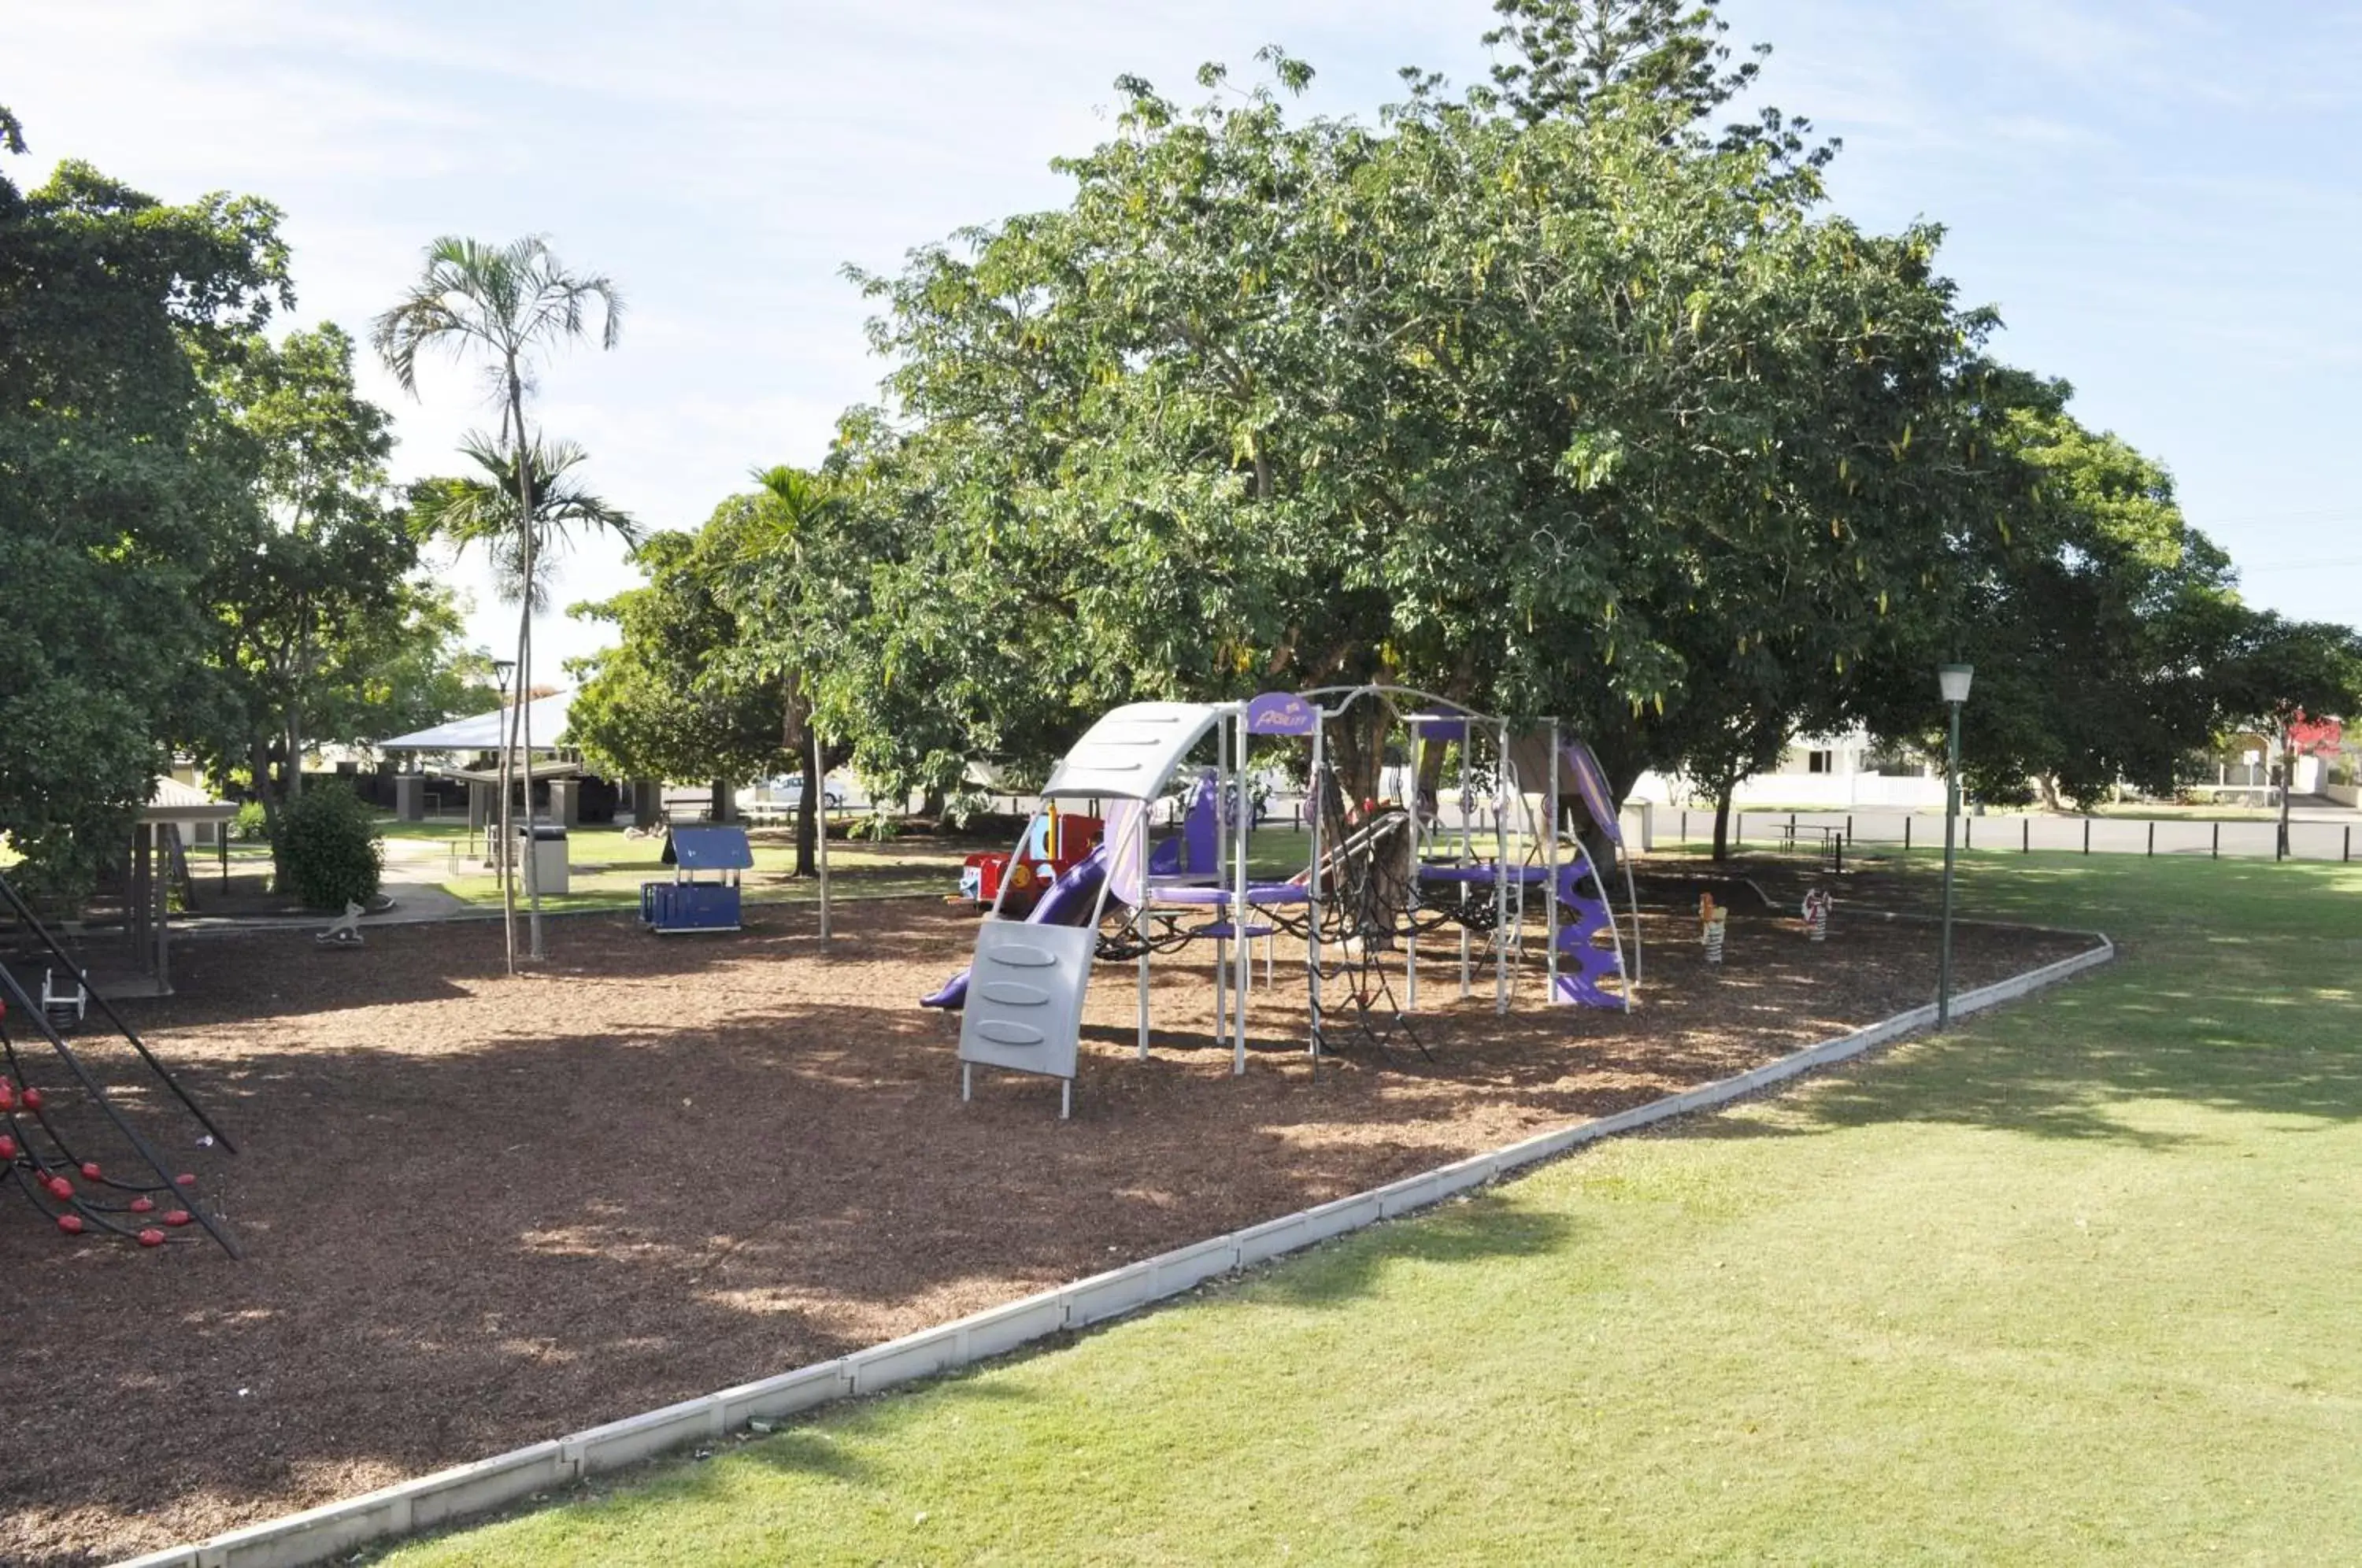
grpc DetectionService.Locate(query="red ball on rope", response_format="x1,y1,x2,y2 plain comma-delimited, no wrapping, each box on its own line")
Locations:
57,1214,84,1235
130,1196,154,1214
138,1228,166,1248
44,1174,72,1201
80,1161,102,1182
0,1135,17,1160
164,1209,192,1227
21,1087,43,1111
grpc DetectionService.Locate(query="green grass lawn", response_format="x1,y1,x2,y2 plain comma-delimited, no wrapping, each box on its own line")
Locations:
379,852,2362,1565
420,825,979,912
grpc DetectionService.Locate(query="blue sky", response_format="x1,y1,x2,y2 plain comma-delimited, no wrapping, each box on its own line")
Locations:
10,1,2356,671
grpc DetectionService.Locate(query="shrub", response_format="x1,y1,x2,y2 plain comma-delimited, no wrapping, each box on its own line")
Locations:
848,811,901,842
277,783,383,910
231,800,271,842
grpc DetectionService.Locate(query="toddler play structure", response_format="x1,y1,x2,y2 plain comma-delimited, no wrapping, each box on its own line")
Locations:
923,688,1640,1115
0,868,238,1253
642,824,754,934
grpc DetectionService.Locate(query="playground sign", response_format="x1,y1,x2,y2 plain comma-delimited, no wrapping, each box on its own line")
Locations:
1245,691,1317,735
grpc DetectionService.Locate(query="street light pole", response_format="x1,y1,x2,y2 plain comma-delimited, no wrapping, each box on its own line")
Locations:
1938,664,1973,1028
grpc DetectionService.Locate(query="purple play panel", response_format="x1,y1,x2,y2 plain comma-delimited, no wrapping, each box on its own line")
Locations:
1549,852,1621,1008
1560,740,1621,846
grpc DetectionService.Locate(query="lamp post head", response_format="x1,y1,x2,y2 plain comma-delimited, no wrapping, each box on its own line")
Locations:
491,657,517,693
1938,664,1975,705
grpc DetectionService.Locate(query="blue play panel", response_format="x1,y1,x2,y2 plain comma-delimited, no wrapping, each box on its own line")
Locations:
643,826,753,934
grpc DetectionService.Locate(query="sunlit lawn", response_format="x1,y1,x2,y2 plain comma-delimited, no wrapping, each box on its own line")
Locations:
422,823,979,912
374,851,2362,1565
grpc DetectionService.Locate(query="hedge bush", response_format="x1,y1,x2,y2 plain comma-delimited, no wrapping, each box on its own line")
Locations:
277,783,382,910
231,800,271,842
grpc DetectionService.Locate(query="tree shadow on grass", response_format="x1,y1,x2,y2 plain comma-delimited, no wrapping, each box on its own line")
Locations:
1254,1196,1576,1311
1681,931,2362,1152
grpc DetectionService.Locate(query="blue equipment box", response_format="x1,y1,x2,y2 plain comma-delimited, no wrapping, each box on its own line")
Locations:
642,825,753,934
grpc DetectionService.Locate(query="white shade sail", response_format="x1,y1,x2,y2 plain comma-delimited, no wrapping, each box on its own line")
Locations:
378,690,575,754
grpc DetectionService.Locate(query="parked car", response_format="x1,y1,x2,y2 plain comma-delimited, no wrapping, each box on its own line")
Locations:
761,774,846,810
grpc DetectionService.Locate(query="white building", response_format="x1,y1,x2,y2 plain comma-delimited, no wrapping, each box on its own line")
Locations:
1626,727,1948,811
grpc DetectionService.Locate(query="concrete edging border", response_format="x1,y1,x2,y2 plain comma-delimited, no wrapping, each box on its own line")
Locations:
115,930,2114,1568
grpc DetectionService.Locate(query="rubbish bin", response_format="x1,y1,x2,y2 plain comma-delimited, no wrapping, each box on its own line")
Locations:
516,822,570,897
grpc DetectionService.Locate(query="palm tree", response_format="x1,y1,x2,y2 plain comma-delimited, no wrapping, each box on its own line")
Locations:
407,435,639,945
409,435,642,611
372,236,623,968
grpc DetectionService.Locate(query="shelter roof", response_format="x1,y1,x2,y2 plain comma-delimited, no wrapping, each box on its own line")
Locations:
379,690,575,753
142,777,236,825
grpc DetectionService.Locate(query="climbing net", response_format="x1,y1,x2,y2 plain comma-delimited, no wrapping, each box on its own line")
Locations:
0,871,237,1255
1306,785,1427,1062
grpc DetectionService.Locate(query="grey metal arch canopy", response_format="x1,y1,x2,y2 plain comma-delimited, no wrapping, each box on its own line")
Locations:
1041,702,1232,801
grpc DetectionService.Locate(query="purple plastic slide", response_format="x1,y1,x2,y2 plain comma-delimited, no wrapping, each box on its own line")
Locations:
920,842,1113,1011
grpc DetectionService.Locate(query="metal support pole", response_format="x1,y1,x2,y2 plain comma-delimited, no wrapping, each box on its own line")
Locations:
1233,710,1251,1075
1307,716,1325,1057
1545,721,1560,1004
1458,735,1472,1000
1494,720,1509,1013
1939,700,1961,1030
813,726,831,942
1405,723,1420,1011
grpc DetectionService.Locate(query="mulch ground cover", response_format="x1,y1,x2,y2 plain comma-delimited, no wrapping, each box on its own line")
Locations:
0,874,2094,1566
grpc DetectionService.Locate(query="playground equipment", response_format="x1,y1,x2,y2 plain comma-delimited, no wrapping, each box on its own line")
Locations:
957,802,1105,915
642,825,753,934
927,687,1641,1115
41,967,87,1030
314,900,367,949
1802,889,1832,942
1700,895,1728,963
0,867,239,1254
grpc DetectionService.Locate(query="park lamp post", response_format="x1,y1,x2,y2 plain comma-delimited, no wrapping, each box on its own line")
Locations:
491,658,518,886
1938,663,1974,1028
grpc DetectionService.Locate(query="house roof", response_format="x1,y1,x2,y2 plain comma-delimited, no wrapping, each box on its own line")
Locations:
380,690,575,753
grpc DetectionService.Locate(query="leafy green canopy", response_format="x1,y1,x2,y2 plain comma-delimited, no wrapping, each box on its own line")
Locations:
0,116,290,892
834,20,2019,796
191,324,488,855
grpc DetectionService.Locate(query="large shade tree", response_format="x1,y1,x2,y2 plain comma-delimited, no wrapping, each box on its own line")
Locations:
0,109,290,899
191,324,488,878
836,12,2016,821
372,237,624,967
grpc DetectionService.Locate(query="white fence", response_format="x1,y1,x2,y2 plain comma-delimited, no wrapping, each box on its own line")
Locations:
1663,808,2360,864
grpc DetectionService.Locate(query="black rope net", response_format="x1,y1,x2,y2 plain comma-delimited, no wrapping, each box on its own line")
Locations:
0,871,237,1255
1307,779,1427,1062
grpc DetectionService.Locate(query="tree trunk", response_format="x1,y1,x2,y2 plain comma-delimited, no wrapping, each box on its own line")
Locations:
921,786,946,819
2278,730,2296,860
1711,790,1734,863
709,778,736,824
252,736,288,888
511,375,543,965
1320,702,1390,831
794,764,819,877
